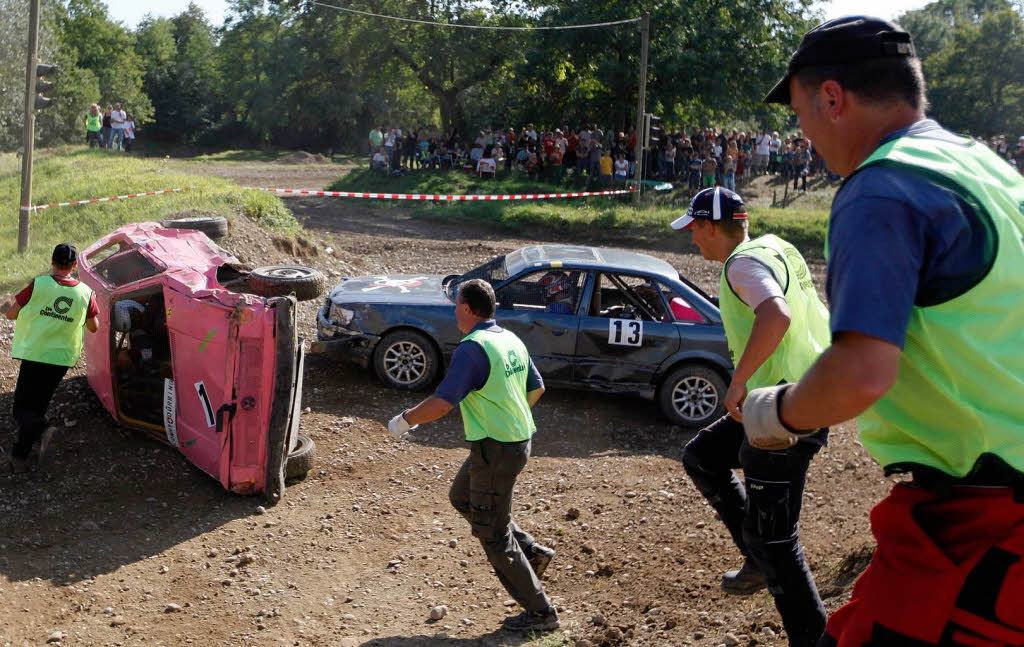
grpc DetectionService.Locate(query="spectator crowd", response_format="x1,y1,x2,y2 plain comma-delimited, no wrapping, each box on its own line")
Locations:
84,103,137,152
366,124,843,191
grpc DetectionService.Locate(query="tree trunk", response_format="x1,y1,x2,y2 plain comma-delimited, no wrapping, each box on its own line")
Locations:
437,89,465,138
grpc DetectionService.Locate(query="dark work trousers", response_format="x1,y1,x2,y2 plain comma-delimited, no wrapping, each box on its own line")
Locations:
682,415,827,647
12,359,70,459
449,437,551,612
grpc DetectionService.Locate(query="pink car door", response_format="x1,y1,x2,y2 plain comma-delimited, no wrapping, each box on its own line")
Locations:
163,287,239,483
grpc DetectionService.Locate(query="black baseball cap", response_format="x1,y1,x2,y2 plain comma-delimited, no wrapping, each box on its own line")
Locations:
763,16,916,105
671,187,748,230
52,242,78,266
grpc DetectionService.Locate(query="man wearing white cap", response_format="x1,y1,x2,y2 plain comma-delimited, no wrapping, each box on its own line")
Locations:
673,187,831,647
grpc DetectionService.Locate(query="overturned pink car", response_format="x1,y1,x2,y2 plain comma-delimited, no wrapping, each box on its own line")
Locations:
79,222,319,503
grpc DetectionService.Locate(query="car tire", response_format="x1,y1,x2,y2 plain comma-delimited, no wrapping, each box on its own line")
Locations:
248,266,326,302
373,329,440,391
658,364,727,428
285,434,315,481
160,215,229,240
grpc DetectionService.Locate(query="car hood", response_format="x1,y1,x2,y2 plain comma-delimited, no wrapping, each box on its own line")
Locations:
327,274,453,305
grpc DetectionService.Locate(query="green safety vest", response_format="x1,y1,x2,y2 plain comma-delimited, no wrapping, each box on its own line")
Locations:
844,132,1024,477
11,275,93,367
459,327,536,443
719,235,831,391
86,114,102,132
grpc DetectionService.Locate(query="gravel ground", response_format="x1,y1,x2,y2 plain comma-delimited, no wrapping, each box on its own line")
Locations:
0,164,891,647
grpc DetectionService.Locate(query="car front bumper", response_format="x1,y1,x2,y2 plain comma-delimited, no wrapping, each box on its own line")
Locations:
312,308,379,367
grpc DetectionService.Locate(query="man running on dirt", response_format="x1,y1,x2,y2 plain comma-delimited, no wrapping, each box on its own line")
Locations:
745,15,1024,646
386,278,560,633
2,243,98,473
672,187,831,647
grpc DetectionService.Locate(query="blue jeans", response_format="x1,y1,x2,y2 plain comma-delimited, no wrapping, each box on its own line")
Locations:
110,127,125,151
682,415,828,647
724,172,735,191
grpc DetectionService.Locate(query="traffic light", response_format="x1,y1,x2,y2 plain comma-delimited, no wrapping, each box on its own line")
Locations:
34,63,57,110
642,113,664,149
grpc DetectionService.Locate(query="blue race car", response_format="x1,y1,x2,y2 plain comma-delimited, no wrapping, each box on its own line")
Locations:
314,245,732,427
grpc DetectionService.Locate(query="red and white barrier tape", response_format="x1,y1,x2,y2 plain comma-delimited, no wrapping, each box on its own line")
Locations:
32,187,192,212
30,184,633,213
241,186,634,201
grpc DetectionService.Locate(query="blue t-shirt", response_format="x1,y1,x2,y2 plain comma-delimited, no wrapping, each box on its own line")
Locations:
827,119,995,349
434,320,544,406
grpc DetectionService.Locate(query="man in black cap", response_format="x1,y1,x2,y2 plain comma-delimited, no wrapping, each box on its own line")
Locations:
2,243,98,473
672,187,831,647
747,16,1024,647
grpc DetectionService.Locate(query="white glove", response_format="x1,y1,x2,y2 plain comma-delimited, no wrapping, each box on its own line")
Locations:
742,384,812,451
387,412,416,440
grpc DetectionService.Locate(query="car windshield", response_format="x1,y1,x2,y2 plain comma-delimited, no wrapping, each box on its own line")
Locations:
447,255,510,299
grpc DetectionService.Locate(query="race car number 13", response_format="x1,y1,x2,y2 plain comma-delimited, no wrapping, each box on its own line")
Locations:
608,318,643,346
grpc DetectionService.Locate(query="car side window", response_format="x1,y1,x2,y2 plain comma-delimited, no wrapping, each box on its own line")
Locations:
589,273,670,322
657,282,707,323
93,248,162,287
496,270,584,315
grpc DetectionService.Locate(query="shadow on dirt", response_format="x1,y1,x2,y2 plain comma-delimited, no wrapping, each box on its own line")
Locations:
0,377,255,586
357,629,543,646
304,355,695,463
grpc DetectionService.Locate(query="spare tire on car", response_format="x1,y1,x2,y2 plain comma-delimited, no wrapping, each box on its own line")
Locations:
160,215,229,240
248,265,326,302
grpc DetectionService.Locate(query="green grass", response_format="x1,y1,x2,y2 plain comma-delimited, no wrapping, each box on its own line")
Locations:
0,147,300,292
329,168,833,258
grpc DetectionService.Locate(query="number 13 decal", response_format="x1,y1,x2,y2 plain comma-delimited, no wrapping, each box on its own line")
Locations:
608,318,643,346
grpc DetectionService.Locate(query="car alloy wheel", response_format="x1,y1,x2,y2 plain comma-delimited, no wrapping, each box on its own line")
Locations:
383,340,428,386
671,375,719,423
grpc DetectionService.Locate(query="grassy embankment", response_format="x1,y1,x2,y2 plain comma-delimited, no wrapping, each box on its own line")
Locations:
0,147,299,292
328,167,833,258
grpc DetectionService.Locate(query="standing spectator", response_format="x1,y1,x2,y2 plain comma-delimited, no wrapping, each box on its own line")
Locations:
1013,136,1024,172
723,154,737,191
598,148,613,186
369,126,383,155
613,153,629,185
123,114,135,153
701,153,718,188
83,104,103,148
565,129,578,174
547,144,563,183
384,127,396,169
587,141,603,179
101,105,113,150
768,131,782,174
793,145,810,191
109,103,126,151
755,130,772,174
688,150,703,191
1,244,99,473
576,137,590,177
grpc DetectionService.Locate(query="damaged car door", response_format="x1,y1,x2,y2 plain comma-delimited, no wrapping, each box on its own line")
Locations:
574,272,680,392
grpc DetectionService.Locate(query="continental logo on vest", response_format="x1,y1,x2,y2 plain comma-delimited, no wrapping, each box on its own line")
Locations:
504,350,525,378
39,295,76,323
784,248,814,292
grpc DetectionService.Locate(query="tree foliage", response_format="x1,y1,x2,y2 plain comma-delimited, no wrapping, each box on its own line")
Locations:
899,0,1024,137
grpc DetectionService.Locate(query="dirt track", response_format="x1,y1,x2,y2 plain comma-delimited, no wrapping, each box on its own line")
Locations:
0,163,890,647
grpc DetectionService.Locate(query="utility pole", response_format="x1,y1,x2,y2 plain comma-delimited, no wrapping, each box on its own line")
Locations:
18,0,43,253
633,13,649,205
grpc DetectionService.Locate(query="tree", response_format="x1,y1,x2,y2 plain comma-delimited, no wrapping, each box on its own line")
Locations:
59,0,152,124
136,5,221,142
924,5,1024,136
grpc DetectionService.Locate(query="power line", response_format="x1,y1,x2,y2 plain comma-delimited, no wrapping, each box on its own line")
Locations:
310,1,642,31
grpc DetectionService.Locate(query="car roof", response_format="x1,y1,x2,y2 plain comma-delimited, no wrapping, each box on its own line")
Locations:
505,245,679,281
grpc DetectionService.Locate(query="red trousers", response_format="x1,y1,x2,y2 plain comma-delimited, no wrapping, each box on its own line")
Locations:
824,484,1024,646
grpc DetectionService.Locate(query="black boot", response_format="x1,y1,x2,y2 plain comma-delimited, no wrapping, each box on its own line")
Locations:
722,557,768,595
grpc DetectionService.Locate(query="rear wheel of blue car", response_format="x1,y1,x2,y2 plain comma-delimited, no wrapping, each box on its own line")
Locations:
658,364,726,428
374,330,439,391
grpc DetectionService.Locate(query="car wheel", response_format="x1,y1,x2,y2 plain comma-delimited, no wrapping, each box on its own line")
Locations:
160,215,229,240
248,265,326,302
285,434,315,481
373,330,439,391
658,364,727,428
